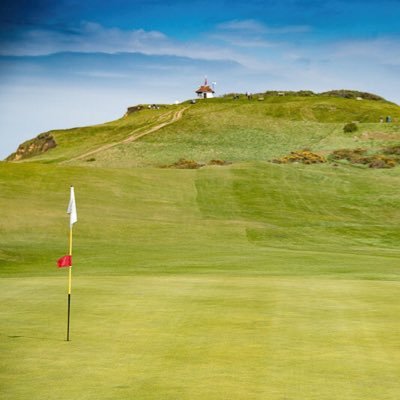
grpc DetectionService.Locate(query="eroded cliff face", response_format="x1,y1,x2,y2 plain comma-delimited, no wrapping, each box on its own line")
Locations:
6,132,56,161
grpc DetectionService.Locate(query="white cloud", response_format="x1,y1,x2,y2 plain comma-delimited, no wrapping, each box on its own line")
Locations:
0,21,256,66
217,19,268,33
0,22,168,56
0,19,312,70
216,19,311,34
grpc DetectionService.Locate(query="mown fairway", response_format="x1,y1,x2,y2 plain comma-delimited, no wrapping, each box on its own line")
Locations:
1,158,400,399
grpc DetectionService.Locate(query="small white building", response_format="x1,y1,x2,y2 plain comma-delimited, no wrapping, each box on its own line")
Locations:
195,78,215,99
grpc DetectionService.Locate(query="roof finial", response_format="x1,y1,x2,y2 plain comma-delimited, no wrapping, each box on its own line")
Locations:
204,76,208,86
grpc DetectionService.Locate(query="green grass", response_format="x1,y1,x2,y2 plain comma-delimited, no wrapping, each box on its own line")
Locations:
14,96,400,167
2,276,399,399
1,160,400,399
2,94,400,399
25,105,181,163
73,98,400,168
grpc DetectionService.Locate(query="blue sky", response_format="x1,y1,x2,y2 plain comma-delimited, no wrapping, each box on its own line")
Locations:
1,0,400,158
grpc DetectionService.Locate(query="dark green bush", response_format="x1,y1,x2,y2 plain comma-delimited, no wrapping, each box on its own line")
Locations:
343,123,358,133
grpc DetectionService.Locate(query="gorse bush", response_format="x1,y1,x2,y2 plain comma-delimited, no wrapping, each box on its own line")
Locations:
208,159,230,166
369,156,397,169
330,148,398,168
383,145,400,155
330,148,367,163
162,158,204,169
273,150,326,164
161,159,230,169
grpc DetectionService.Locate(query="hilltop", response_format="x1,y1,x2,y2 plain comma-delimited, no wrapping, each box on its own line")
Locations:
6,90,400,167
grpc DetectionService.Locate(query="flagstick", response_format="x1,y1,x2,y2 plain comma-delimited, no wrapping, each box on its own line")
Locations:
67,225,72,341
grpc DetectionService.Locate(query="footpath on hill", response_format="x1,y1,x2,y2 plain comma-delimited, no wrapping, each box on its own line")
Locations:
65,106,190,163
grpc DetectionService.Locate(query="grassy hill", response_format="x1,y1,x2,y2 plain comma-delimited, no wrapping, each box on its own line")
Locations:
8,94,400,166
1,93,400,399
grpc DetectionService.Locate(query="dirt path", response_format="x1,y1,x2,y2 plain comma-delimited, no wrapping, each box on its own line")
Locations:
66,106,189,163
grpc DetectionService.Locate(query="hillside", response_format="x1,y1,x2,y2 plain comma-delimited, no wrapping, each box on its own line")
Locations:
2,92,400,400
6,93,400,167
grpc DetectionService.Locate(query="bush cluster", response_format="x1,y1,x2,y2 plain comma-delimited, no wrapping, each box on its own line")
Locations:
221,89,388,101
208,159,231,166
369,156,397,169
330,148,397,168
263,90,315,97
161,159,230,169
320,90,384,101
273,150,326,164
330,148,367,162
162,158,204,169
383,145,400,155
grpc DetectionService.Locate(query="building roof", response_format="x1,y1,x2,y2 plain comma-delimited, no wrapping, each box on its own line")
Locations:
196,85,215,93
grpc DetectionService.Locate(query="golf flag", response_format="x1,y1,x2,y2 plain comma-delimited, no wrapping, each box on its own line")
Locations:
58,186,77,341
67,186,77,227
57,255,72,268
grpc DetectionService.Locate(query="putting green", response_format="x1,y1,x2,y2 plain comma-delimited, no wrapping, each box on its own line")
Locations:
1,275,399,399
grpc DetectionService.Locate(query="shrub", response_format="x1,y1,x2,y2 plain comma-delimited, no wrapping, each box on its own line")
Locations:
320,90,384,101
273,150,326,164
369,156,397,169
329,148,398,168
330,148,366,163
162,158,204,169
383,145,400,155
208,159,230,166
330,148,372,165
343,122,358,133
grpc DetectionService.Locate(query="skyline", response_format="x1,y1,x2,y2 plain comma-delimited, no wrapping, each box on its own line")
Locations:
1,0,400,158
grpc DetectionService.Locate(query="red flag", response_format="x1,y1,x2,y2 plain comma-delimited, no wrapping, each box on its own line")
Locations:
57,255,72,268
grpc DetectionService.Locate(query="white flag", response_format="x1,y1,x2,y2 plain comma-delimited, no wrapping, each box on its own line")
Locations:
67,186,77,227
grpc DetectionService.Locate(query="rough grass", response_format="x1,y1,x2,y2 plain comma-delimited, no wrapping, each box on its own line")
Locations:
1,161,400,399
12,96,400,167
73,98,400,168
25,106,180,163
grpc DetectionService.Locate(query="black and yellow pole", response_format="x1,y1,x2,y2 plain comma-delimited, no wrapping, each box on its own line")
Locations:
67,225,73,341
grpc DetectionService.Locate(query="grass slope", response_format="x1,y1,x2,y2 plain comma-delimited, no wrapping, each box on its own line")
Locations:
15,96,400,167
1,160,400,399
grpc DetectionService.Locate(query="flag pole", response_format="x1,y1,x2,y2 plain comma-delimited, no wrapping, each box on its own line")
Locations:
67,225,72,341
58,185,76,341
